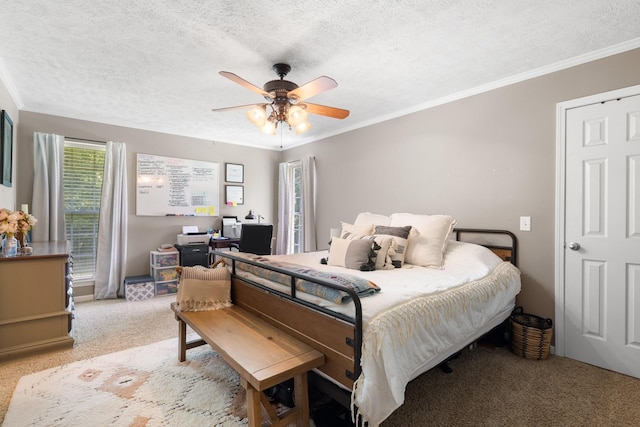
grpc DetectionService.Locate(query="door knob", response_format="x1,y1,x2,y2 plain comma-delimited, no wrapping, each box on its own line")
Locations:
568,242,581,251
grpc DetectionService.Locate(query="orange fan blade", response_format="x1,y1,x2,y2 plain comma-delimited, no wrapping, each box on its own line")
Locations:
219,71,274,98
288,76,337,102
211,103,266,112
303,103,350,119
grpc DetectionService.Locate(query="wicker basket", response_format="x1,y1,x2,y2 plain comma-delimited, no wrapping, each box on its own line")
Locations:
510,307,553,360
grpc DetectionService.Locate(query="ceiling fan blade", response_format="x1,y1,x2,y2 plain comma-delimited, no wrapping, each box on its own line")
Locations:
288,76,337,101
211,103,266,112
219,71,274,98
303,102,350,119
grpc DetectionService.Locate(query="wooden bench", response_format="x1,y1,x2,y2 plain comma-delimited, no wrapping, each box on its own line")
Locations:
171,303,325,427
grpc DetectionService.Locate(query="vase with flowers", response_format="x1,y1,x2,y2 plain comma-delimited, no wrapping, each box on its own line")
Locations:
15,209,37,249
1,208,38,257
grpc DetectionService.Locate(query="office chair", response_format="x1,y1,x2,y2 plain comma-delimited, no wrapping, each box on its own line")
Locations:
230,224,274,255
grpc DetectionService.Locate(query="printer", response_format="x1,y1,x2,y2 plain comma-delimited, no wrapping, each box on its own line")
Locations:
222,217,242,238
176,226,210,246
176,233,209,245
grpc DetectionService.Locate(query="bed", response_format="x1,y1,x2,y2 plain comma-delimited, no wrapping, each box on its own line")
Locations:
213,213,521,426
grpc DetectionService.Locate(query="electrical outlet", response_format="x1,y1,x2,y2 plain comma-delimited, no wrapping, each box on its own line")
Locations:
520,216,531,231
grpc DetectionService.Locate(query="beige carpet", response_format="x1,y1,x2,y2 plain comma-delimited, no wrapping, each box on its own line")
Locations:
2,297,640,426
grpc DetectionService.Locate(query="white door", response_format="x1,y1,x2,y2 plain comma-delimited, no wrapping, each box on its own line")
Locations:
564,93,640,379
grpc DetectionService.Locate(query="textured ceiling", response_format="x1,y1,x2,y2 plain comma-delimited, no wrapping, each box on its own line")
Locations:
1,1,640,150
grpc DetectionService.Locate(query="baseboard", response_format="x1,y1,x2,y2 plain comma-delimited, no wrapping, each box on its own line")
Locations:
74,295,95,303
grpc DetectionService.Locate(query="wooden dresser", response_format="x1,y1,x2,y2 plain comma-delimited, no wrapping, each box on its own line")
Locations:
0,241,74,358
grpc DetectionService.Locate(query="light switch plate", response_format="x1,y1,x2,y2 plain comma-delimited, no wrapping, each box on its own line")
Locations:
520,216,531,231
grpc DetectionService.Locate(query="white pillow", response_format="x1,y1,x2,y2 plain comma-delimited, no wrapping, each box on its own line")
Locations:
340,221,373,237
389,213,456,268
353,212,391,227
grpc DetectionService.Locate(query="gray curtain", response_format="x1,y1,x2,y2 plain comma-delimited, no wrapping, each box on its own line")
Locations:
276,156,316,254
32,133,66,242
276,162,291,255
301,156,317,252
94,141,128,299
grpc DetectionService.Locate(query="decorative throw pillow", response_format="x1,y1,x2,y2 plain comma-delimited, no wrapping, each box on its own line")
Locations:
339,232,395,270
340,221,374,238
373,225,413,268
176,264,232,311
389,213,456,268
353,212,391,228
327,237,374,270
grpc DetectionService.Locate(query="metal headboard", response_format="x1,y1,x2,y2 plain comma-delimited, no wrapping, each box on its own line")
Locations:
452,228,518,267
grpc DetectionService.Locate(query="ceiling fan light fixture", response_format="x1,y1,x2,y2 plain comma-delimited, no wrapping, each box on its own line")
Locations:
295,121,312,134
287,105,308,126
215,63,349,138
288,94,300,105
260,119,276,135
246,105,267,127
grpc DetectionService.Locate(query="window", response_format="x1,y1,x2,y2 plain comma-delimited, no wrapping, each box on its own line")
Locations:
291,161,302,253
63,141,105,281
281,160,304,254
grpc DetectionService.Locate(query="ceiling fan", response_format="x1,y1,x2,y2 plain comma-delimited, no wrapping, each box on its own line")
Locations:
212,63,349,135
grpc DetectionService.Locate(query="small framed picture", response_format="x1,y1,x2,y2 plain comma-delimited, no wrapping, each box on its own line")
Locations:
1,110,13,187
225,163,244,183
225,185,244,205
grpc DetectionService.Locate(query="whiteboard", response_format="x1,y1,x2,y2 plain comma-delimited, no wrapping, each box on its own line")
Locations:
136,153,219,216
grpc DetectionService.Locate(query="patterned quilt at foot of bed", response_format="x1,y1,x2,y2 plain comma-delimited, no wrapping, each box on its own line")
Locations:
230,252,380,304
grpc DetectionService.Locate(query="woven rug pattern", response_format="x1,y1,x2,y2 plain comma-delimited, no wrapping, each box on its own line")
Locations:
3,338,247,426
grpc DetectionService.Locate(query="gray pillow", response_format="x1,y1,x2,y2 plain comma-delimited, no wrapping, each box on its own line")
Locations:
327,237,373,270
373,225,412,268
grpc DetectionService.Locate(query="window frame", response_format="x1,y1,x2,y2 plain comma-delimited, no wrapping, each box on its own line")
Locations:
287,160,303,254
63,139,105,284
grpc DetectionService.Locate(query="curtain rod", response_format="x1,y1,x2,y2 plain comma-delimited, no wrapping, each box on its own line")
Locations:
65,136,107,144
287,155,315,164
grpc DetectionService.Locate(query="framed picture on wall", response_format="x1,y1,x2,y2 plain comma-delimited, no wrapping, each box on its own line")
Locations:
1,110,13,187
225,163,244,183
225,185,244,205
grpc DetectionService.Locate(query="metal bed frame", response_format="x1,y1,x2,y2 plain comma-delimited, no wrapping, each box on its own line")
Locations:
212,228,518,414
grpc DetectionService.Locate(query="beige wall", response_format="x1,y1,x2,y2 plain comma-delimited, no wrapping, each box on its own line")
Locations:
16,112,280,290
0,78,19,209
282,48,640,323
6,48,640,323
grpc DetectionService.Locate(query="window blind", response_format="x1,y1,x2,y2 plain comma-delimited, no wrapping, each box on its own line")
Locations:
291,162,302,253
63,142,105,280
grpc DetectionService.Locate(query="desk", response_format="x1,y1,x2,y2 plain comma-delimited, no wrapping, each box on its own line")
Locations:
209,238,240,262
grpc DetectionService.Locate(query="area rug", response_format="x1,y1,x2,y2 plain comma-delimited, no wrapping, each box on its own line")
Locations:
3,338,249,426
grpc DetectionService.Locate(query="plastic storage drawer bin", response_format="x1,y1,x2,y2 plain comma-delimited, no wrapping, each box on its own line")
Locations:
150,252,179,267
155,280,178,296
153,268,178,282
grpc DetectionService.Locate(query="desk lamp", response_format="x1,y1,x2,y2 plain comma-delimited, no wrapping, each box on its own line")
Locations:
245,210,264,223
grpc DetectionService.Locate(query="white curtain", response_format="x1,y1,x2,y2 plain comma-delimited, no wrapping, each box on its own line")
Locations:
276,162,291,255
276,156,317,254
301,156,317,252
94,141,128,299
32,133,66,242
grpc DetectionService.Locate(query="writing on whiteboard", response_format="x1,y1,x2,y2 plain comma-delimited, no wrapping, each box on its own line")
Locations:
136,153,220,216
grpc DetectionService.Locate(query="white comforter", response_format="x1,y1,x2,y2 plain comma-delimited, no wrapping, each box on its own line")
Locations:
236,241,521,426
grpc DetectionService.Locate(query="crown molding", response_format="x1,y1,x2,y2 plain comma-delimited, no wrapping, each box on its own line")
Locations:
0,56,24,109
